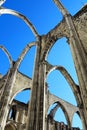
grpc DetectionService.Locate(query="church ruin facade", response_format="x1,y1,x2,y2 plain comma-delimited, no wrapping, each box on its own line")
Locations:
0,0,87,130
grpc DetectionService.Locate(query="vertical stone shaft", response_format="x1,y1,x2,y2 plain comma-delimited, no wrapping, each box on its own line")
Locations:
27,39,45,130
15,110,19,122
53,0,87,129
26,43,41,130
17,109,25,130
67,16,87,129
0,65,17,130
36,62,45,130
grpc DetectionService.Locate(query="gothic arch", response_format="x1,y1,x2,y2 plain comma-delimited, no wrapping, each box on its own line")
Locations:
72,111,83,129
9,42,36,104
48,101,71,127
72,111,81,121
46,63,81,107
3,42,36,105
11,88,31,103
47,92,79,124
45,36,68,61
45,36,78,85
45,37,81,105
0,8,38,38
45,37,66,59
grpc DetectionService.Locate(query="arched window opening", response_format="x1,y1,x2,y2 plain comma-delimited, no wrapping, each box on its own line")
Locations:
47,37,78,84
8,105,17,121
72,113,83,130
48,103,57,115
14,89,31,104
9,105,16,121
46,70,77,106
8,89,30,123
9,109,13,119
18,46,36,78
47,103,67,125
54,107,67,125
0,49,10,76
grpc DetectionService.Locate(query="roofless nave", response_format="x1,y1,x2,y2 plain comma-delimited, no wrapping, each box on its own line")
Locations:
0,0,87,130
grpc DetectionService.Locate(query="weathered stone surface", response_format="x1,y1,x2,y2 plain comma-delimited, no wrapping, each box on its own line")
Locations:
0,2,87,130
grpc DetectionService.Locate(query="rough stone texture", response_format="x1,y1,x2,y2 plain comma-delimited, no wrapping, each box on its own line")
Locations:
0,1,87,130
11,71,32,101
74,5,87,54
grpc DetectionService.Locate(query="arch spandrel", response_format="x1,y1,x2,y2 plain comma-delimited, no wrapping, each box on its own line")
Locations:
10,71,32,102
47,92,79,124
0,71,32,103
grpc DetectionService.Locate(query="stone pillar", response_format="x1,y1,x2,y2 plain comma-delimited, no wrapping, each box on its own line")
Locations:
26,41,41,130
36,62,46,130
52,0,87,129
0,64,17,130
57,122,61,130
69,24,87,130
66,9,87,130
21,109,25,124
15,110,19,122
26,38,46,130
17,109,25,130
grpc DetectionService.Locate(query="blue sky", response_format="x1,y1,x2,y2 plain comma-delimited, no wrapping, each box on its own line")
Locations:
0,0,87,129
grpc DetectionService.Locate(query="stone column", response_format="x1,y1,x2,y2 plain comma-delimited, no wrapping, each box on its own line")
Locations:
21,109,25,124
17,109,25,130
26,41,41,130
53,0,87,129
15,110,19,122
0,63,17,130
26,38,46,130
69,21,87,130
36,62,46,130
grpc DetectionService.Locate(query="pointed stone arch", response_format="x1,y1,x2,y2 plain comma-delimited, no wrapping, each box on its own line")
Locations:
16,42,36,69
10,71,32,103
14,89,31,104
47,101,71,127
0,42,36,129
0,8,39,38
72,112,83,129
46,62,82,107
46,92,79,125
